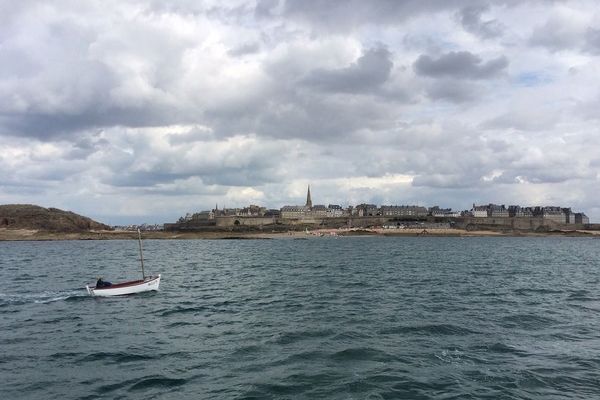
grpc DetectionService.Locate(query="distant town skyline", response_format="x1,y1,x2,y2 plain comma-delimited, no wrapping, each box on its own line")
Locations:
1,1,599,225
166,185,588,228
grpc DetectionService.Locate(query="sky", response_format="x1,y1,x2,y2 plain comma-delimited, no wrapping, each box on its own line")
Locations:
1,0,600,225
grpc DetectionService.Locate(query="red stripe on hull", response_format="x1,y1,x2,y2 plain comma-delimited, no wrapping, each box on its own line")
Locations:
93,276,158,290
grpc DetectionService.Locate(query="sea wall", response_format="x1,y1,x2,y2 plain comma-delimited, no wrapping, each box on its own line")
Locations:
165,215,585,231
452,216,584,231
215,216,276,227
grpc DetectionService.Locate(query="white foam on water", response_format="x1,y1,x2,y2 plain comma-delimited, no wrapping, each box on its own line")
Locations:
1,290,86,305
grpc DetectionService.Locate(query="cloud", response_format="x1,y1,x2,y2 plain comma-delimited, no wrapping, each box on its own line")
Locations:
458,5,504,39
279,0,524,32
228,42,261,57
302,47,393,93
482,109,560,132
585,28,600,54
414,51,509,80
412,174,478,188
425,80,482,102
529,9,590,52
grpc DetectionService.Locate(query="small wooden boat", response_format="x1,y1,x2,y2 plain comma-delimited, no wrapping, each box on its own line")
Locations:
86,230,161,297
86,274,161,296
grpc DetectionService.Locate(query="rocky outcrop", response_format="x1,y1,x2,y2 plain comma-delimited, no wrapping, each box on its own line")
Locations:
0,204,112,232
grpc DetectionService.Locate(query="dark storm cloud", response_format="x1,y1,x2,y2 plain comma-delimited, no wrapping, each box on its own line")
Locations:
301,47,393,93
414,51,508,80
458,5,504,39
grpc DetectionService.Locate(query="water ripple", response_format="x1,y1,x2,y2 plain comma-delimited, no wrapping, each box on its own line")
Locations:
1,237,600,399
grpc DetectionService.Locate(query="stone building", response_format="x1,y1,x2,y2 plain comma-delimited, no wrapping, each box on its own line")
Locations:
327,204,344,217
280,185,314,219
540,206,566,224
508,205,534,218
489,204,509,217
429,206,460,217
472,203,508,218
280,205,309,219
355,204,378,217
311,205,328,217
380,205,428,217
472,204,489,218
575,213,589,224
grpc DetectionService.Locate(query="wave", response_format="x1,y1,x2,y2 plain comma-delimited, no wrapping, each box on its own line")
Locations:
500,313,558,330
48,351,83,360
513,287,564,296
159,306,208,317
475,342,529,357
567,290,594,301
330,347,389,362
79,352,158,364
165,321,203,328
0,289,87,307
240,381,314,397
13,273,35,281
273,328,335,345
378,323,478,336
128,376,187,391
434,348,471,364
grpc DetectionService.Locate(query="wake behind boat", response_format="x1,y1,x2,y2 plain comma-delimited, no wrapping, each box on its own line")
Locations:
86,230,161,297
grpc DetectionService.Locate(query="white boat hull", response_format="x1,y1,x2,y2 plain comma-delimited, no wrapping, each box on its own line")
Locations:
86,274,161,297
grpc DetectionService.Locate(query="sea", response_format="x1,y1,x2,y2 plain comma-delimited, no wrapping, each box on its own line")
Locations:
1,236,600,399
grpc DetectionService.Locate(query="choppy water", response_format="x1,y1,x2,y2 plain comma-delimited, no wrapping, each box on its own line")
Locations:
1,236,600,399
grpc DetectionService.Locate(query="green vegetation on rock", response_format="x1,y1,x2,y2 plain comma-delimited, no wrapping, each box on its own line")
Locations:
0,204,111,232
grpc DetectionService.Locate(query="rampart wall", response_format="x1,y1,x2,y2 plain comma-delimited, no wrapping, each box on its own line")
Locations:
165,215,586,231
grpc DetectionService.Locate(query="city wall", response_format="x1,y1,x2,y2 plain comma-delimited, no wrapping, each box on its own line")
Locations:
166,215,586,232
215,216,277,227
444,216,586,231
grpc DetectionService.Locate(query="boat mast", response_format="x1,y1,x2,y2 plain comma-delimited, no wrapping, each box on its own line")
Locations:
137,229,145,279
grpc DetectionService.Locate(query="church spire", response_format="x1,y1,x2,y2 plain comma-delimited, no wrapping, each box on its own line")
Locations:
305,185,312,208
